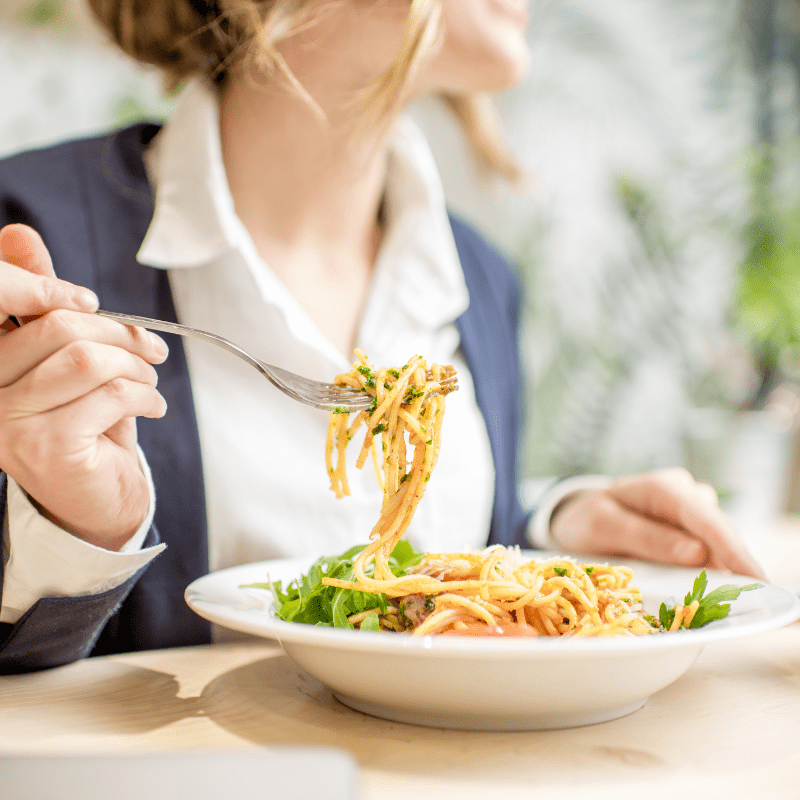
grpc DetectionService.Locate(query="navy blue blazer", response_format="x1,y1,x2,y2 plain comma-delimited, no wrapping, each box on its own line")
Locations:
0,124,529,673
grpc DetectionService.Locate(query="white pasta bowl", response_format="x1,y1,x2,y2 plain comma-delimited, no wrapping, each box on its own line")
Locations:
185,554,800,731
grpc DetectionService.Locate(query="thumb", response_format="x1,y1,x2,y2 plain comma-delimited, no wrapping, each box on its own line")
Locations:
0,223,56,277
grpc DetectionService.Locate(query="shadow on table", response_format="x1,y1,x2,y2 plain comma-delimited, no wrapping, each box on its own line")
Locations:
0,658,198,736
198,653,666,782
198,649,800,786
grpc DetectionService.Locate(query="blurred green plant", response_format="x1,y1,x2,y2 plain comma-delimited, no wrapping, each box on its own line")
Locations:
521,170,701,477
735,150,800,405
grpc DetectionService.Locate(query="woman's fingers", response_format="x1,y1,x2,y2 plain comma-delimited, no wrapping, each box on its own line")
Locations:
43,378,168,438
102,417,138,453
550,469,765,579
0,308,168,386
0,224,56,276
552,490,707,564
1,340,162,418
0,261,99,326
0,378,166,491
5,380,165,546
607,468,763,578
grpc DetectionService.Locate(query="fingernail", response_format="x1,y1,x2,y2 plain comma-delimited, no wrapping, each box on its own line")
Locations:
150,333,169,357
74,288,99,312
674,540,704,563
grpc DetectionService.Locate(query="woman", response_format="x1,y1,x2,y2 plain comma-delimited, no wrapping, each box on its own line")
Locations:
0,0,761,672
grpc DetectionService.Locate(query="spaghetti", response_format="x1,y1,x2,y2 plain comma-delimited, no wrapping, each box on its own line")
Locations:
340,547,660,637
323,351,657,637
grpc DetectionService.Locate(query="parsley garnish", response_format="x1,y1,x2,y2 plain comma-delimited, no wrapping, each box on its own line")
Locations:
658,569,762,630
553,567,568,577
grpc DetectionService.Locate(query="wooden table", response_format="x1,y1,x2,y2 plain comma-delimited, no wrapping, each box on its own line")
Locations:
2,521,800,800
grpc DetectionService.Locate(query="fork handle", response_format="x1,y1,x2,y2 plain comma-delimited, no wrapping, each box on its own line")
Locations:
96,310,277,386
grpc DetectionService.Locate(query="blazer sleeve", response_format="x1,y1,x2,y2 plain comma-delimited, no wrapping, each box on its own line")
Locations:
0,473,164,674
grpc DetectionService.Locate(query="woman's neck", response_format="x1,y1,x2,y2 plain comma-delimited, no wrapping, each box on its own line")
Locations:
219,74,391,355
220,75,389,252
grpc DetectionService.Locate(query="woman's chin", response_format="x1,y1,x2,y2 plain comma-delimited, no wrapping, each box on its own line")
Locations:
426,43,531,95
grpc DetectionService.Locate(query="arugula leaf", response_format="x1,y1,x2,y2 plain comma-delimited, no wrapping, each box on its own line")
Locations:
360,612,380,631
331,581,354,629
243,541,424,629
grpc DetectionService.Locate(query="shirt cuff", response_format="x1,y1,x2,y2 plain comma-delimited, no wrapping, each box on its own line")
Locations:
528,474,613,550
0,446,165,625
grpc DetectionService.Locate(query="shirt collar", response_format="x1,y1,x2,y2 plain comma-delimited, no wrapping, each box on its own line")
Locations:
137,80,241,268
137,79,469,324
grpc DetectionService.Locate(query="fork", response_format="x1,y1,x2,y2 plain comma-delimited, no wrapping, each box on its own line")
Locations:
95,311,456,412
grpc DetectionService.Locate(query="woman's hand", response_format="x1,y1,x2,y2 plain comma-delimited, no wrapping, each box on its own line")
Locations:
549,467,764,578
0,224,169,551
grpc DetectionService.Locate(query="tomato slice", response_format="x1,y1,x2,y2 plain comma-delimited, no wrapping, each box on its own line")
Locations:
439,622,538,637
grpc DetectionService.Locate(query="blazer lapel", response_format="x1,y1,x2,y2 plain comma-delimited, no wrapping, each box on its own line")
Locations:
87,125,211,651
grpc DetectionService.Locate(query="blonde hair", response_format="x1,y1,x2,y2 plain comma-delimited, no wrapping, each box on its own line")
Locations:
87,0,520,180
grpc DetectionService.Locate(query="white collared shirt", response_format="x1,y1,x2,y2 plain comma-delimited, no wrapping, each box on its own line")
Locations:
1,81,501,624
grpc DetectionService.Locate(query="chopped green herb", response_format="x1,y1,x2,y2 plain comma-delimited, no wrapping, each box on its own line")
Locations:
584,566,595,574
332,406,350,414
356,365,376,389
553,567,568,577
403,386,425,403
372,421,387,435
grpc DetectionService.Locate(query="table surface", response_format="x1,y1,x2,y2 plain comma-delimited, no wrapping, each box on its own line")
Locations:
3,519,800,800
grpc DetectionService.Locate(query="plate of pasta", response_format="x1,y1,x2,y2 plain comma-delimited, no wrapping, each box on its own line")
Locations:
185,551,800,730
186,352,800,729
